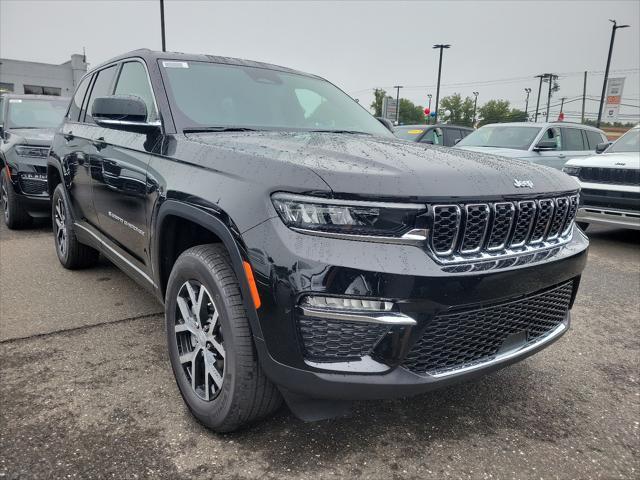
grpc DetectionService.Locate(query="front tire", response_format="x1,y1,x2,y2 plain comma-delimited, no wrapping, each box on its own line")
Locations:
1,168,32,229
165,244,282,432
52,184,100,269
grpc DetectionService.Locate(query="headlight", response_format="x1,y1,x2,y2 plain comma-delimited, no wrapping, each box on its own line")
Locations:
15,145,49,158
562,165,581,177
271,193,428,243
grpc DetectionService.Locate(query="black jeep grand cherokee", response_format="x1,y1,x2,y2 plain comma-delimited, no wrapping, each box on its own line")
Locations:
47,49,587,432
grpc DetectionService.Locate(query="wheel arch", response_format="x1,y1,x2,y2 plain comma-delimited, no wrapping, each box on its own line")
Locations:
153,200,264,340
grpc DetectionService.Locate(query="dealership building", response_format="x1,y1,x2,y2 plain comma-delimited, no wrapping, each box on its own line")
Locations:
0,54,88,97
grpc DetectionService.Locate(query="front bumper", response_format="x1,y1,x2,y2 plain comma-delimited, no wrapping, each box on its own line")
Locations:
242,218,588,400
4,154,50,215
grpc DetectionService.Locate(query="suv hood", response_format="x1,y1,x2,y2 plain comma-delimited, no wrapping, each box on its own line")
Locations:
565,151,640,169
188,131,578,199
8,128,56,146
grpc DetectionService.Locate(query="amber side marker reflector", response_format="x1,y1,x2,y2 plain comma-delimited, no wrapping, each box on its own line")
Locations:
243,260,261,309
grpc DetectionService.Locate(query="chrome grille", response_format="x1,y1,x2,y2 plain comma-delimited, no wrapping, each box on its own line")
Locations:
429,194,578,263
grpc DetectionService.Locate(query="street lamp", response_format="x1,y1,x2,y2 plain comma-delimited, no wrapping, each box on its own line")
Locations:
596,19,630,127
432,44,451,124
393,85,403,124
160,0,166,52
524,88,532,121
472,92,479,125
427,94,432,124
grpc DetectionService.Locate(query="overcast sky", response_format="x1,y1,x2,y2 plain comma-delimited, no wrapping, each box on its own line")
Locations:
1,0,639,122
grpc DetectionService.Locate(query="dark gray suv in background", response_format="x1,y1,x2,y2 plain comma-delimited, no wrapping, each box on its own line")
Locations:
47,49,588,431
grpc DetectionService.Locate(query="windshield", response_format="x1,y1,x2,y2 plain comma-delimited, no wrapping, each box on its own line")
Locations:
160,60,392,137
394,126,426,141
457,125,541,150
607,128,639,153
6,98,68,129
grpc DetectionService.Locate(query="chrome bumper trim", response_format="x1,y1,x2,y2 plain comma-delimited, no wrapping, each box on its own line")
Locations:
300,306,417,326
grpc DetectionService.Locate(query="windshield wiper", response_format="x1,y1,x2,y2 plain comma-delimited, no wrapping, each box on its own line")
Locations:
183,126,260,133
310,129,371,135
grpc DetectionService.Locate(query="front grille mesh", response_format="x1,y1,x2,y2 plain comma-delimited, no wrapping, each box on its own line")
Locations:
430,194,578,259
403,281,574,375
579,167,639,186
298,316,390,362
19,178,47,196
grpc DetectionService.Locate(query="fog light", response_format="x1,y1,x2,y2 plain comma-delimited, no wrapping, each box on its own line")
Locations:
301,295,393,311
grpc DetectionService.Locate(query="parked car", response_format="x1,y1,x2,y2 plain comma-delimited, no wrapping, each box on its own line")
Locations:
455,122,608,170
563,125,639,231
48,49,588,432
0,94,69,228
394,124,473,146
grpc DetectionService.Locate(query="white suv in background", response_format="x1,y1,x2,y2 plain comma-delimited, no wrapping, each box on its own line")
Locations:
563,126,640,231
455,122,608,170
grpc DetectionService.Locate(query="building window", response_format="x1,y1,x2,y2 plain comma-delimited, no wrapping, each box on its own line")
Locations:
0,82,14,93
23,85,62,96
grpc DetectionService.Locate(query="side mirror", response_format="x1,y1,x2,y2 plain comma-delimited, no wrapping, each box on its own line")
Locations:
375,117,394,132
595,142,612,154
92,95,160,133
534,139,557,151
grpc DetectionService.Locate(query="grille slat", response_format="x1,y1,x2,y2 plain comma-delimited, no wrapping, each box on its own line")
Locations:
430,194,578,261
403,282,574,375
579,167,639,186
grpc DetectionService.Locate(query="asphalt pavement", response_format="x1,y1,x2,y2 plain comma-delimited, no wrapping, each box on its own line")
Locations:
0,218,638,479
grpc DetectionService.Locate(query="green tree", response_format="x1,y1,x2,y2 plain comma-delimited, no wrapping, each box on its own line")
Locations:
508,108,528,122
371,88,386,117
478,100,511,126
398,98,425,124
439,93,475,126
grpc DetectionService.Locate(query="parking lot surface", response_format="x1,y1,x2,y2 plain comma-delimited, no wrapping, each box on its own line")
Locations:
1,219,638,479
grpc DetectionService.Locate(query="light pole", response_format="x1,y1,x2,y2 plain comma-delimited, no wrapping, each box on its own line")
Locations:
432,44,450,124
524,88,532,121
393,85,403,124
596,19,630,127
472,92,479,125
427,93,432,124
160,0,166,52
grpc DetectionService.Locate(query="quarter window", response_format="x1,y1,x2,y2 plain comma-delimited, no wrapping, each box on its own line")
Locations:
114,61,158,121
83,65,118,124
67,76,91,122
560,128,585,151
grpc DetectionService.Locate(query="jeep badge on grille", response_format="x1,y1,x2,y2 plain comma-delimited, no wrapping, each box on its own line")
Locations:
514,179,534,188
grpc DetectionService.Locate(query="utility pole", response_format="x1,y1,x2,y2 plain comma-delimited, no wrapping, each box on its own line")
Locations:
545,74,556,122
581,71,587,124
393,85,403,124
534,74,544,122
160,0,167,52
432,44,451,124
472,92,479,125
524,88,532,121
597,19,630,127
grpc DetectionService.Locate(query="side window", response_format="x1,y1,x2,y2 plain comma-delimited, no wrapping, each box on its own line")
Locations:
443,127,459,146
0,98,4,125
539,127,561,149
67,76,92,122
114,61,158,121
561,128,585,151
421,128,443,145
83,65,118,124
585,130,605,150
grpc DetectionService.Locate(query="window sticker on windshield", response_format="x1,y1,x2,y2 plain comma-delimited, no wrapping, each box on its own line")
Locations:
407,129,423,134
162,61,189,69
9,99,22,103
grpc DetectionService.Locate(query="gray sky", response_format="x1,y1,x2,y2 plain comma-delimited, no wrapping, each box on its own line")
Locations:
1,0,639,122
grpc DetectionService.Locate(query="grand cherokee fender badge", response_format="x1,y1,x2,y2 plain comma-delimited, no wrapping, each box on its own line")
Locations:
514,179,534,188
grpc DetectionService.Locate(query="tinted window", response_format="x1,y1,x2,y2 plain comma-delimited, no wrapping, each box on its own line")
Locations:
84,65,117,124
160,60,392,136
585,130,605,150
394,126,426,141
24,85,62,96
114,61,157,121
561,128,585,151
421,128,443,145
67,76,91,122
443,127,460,146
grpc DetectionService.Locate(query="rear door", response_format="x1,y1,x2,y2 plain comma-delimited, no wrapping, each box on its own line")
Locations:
559,126,591,166
89,60,160,266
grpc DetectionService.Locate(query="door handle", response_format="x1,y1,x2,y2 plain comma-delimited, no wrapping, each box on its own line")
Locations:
93,137,107,150
63,131,74,142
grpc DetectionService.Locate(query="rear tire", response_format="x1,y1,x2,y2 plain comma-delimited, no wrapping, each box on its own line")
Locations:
165,244,282,432
577,222,589,232
52,184,100,269
1,168,32,229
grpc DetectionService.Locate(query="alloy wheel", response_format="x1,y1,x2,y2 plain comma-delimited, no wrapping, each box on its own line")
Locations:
175,280,225,401
54,198,68,257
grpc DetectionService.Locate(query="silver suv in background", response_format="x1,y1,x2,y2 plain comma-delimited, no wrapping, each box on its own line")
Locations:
563,126,639,231
455,122,608,170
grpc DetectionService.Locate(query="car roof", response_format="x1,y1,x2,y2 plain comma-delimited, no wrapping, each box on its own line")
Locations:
1,93,70,101
89,48,322,80
481,122,605,132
